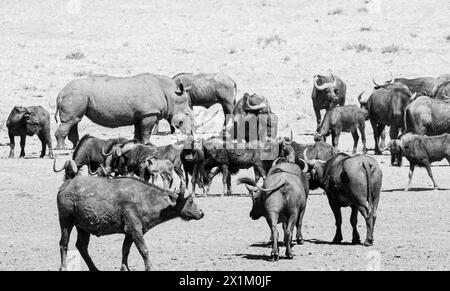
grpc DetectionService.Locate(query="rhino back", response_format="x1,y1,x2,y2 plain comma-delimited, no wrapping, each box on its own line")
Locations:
60,75,167,127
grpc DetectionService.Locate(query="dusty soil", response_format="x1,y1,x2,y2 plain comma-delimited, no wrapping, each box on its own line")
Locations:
0,0,449,270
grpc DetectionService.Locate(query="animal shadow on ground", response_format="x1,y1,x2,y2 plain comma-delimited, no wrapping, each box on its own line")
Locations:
304,239,354,246
383,187,449,192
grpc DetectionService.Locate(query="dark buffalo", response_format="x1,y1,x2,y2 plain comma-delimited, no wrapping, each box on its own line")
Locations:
7,105,53,158
304,151,382,246
202,140,277,196
72,134,128,172
57,177,203,271
181,137,208,196
311,73,346,130
238,161,309,261
281,141,337,162
359,82,416,156
314,105,368,154
431,74,450,100
404,96,450,136
103,141,158,180
230,93,278,142
372,73,436,97
54,73,193,149
172,72,236,116
387,133,450,191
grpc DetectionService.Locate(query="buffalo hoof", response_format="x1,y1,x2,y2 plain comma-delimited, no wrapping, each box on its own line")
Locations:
374,150,383,156
331,237,343,244
8,154,14,159
285,253,294,260
268,254,279,262
363,240,373,247
404,187,409,192
352,238,361,245
296,238,304,245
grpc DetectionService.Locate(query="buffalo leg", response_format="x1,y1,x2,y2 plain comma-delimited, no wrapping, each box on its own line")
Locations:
68,123,79,149
120,234,133,271
38,131,52,158
379,128,386,149
19,135,26,158
254,163,267,182
359,123,368,155
221,165,229,196
314,106,321,131
405,164,415,191
358,206,374,246
371,121,383,155
124,212,151,271
296,205,306,245
424,161,438,189
75,226,99,271
59,220,74,271
134,123,142,141
140,116,158,144
331,131,340,151
226,172,232,196
351,129,359,154
350,207,361,244
191,164,198,196
284,213,297,259
8,131,15,158
329,201,343,244
266,212,280,261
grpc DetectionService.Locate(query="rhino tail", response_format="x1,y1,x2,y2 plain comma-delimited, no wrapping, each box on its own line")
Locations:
54,91,63,123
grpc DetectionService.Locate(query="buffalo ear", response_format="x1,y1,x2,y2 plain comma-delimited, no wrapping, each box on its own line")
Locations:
174,78,185,95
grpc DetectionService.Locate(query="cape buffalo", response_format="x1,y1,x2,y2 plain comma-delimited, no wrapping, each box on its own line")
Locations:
54,73,193,149
181,137,208,196
230,93,277,142
57,177,203,271
387,133,450,191
311,73,346,130
172,72,236,117
371,73,436,97
314,105,368,154
202,139,277,196
431,74,450,100
404,96,450,136
359,82,416,156
72,134,128,172
305,151,382,246
238,161,309,261
7,105,53,158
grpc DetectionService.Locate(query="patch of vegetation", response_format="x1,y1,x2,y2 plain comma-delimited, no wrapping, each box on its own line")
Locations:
328,8,343,15
73,70,94,78
357,7,368,13
282,55,291,63
256,34,286,48
65,50,85,60
342,43,372,53
446,35,450,41
22,84,37,91
229,47,237,54
360,26,371,32
381,45,402,54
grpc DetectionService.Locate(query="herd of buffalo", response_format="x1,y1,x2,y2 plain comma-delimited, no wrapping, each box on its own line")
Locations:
5,71,450,270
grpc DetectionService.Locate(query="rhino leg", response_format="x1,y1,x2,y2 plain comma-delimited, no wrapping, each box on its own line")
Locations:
68,123,79,149
55,119,79,150
136,116,158,144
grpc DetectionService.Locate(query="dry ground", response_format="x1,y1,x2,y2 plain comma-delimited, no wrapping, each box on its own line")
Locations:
0,0,449,270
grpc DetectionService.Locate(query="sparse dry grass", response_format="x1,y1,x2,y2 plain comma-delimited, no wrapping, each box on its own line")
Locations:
65,50,85,60
381,44,402,54
256,34,286,48
342,43,372,53
328,8,343,15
